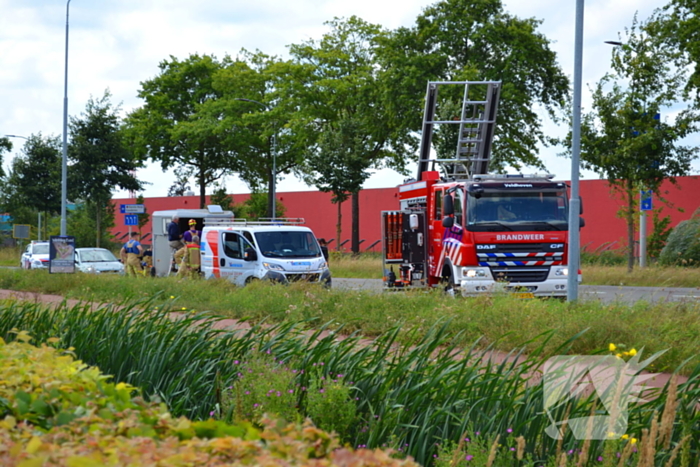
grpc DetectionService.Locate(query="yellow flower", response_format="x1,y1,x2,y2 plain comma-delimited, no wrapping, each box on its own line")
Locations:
621,434,629,440
609,343,617,352
182,307,187,310
629,348,637,356
616,353,622,358
170,295,175,299
630,438,638,445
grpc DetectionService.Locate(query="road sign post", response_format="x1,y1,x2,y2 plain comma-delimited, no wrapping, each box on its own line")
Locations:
639,190,652,268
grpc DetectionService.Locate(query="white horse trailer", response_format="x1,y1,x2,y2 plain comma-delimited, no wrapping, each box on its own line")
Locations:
151,206,234,277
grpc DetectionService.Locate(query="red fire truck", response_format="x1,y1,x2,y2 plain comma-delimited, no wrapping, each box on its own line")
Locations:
382,81,583,297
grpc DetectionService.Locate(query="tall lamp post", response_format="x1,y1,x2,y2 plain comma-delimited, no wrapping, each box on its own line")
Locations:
567,0,584,302
60,0,71,236
235,98,277,220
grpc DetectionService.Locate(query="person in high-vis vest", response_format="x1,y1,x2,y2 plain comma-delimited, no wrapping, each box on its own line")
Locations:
186,234,201,279
120,232,144,277
177,234,201,279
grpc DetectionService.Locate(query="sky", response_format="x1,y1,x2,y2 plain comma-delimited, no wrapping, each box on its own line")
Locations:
1,0,693,199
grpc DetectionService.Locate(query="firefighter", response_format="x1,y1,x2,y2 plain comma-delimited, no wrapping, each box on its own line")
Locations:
120,232,144,277
178,234,201,279
175,219,199,266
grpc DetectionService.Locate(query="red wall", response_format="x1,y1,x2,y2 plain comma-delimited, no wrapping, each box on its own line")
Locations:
112,176,700,253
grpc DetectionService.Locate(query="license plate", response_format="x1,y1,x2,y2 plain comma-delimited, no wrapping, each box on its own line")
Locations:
514,292,534,299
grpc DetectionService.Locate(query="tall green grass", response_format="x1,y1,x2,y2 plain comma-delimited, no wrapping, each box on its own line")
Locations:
0,267,699,372
1,300,697,467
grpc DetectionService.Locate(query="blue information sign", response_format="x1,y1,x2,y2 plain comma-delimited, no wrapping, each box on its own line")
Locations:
120,204,145,214
640,190,653,211
124,214,139,226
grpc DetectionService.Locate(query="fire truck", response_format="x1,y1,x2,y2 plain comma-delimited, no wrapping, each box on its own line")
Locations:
382,81,583,298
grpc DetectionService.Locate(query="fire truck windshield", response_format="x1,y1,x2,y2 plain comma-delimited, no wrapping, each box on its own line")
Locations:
467,190,568,232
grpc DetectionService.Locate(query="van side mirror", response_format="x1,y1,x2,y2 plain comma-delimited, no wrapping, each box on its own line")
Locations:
579,217,585,228
244,247,257,262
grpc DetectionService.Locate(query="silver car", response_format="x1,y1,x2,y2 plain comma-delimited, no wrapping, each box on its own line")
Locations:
75,248,124,274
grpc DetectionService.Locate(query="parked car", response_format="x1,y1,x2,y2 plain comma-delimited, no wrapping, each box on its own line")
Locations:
75,248,124,274
20,241,50,269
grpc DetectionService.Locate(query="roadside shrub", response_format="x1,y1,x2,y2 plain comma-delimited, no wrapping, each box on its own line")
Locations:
658,208,700,267
0,334,418,467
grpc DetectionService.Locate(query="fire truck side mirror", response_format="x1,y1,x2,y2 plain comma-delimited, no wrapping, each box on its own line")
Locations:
443,194,454,215
442,216,454,228
579,217,586,228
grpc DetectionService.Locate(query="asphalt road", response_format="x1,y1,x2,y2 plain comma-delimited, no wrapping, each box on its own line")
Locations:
333,278,700,305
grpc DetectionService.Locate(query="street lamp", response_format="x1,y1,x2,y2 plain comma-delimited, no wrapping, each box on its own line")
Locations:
567,0,584,302
235,97,277,220
60,0,71,237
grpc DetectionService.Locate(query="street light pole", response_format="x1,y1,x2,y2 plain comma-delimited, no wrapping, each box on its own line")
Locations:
235,97,277,220
567,0,584,302
60,0,71,236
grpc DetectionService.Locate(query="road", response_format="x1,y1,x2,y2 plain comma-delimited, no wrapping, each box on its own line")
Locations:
333,279,700,305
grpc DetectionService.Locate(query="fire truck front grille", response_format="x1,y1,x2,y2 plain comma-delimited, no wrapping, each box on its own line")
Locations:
490,266,550,283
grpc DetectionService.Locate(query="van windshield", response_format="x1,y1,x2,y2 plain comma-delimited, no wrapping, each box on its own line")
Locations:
254,231,323,259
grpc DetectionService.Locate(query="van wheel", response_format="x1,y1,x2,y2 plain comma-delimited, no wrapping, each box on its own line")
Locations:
245,277,259,285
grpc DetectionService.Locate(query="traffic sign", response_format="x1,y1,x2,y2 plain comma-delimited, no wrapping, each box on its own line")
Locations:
120,204,145,214
124,214,139,226
640,190,653,211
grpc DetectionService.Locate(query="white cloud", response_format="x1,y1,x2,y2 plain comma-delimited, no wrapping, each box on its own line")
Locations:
1,0,695,199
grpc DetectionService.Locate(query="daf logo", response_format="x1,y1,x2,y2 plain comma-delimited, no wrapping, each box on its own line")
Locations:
477,244,497,250
550,243,564,249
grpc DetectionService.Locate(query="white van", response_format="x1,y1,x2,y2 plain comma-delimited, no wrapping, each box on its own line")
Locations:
201,219,331,287
151,207,234,277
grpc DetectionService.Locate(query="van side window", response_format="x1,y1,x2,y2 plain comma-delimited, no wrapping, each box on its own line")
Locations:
243,231,255,246
223,232,242,259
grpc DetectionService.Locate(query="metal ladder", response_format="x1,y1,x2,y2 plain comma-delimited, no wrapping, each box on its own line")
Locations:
416,81,501,180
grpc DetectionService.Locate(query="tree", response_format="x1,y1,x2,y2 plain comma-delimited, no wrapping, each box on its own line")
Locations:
569,17,699,271
167,168,192,197
124,54,234,209
379,0,571,171
209,183,234,213
135,194,150,236
288,17,415,253
208,51,307,218
69,91,143,247
651,0,700,98
0,136,10,178
0,134,62,233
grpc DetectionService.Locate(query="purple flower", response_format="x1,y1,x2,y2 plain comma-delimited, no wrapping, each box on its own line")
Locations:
319,388,325,393
320,362,324,366
598,456,603,462
253,403,259,407
510,447,515,451
245,391,250,395
209,410,215,416
288,389,294,393
465,455,474,461
337,374,344,378
234,360,239,364
464,438,470,442
507,428,513,433
475,432,480,436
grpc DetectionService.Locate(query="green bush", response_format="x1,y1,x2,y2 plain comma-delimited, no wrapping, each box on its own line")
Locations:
658,208,700,267
0,334,418,467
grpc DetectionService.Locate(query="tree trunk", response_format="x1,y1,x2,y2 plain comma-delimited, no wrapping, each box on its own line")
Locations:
199,172,206,209
95,206,101,248
336,200,343,252
625,182,635,273
351,191,360,255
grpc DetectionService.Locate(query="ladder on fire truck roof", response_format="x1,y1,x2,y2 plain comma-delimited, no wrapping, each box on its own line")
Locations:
416,81,501,181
